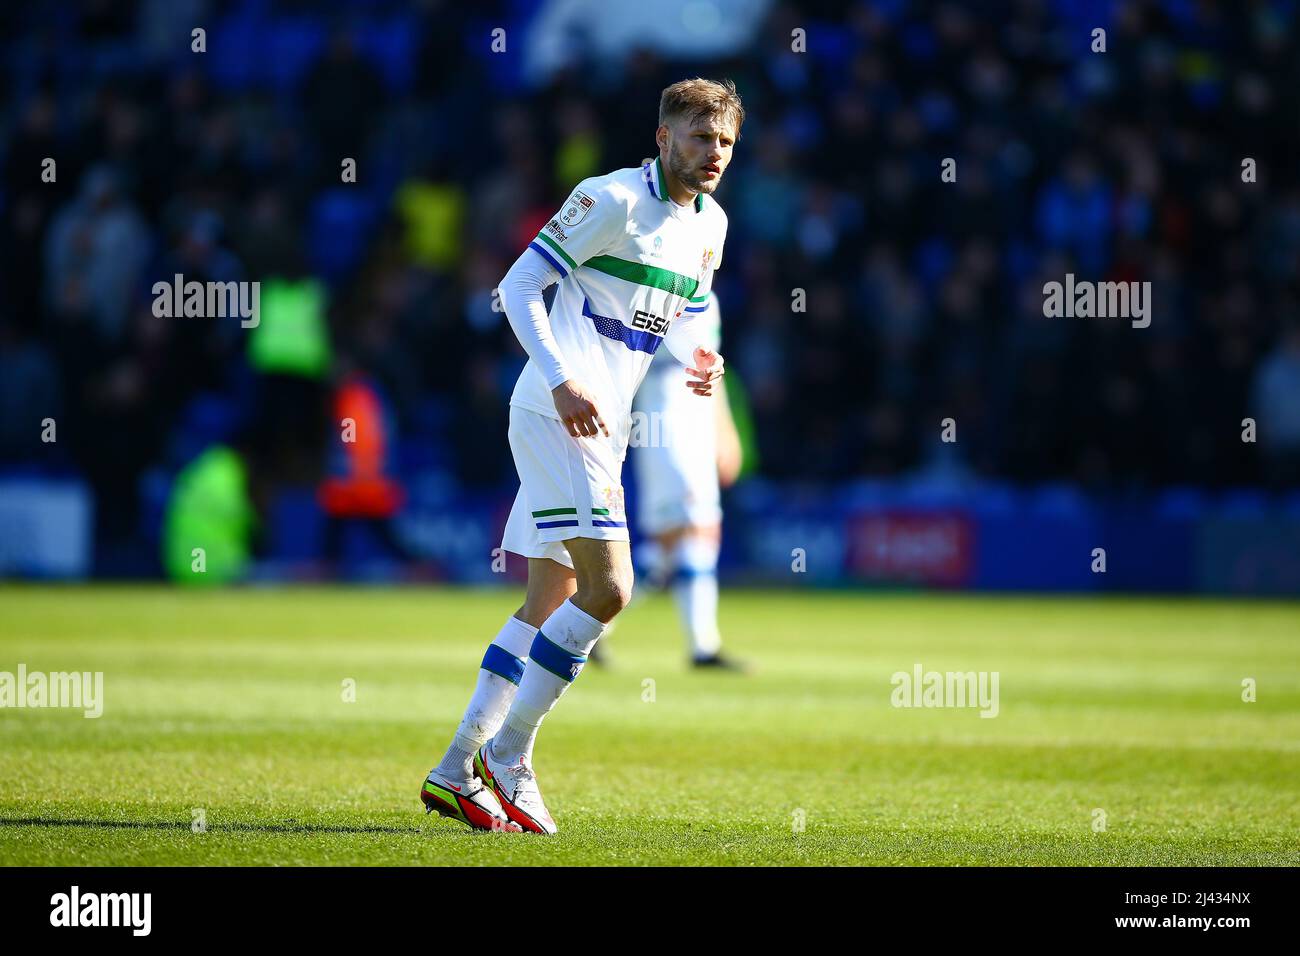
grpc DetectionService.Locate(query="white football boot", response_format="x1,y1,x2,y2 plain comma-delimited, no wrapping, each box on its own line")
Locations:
420,767,521,833
473,744,558,835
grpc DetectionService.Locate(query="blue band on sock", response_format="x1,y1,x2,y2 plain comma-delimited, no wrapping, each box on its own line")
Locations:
671,566,717,585
528,632,587,683
481,644,526,685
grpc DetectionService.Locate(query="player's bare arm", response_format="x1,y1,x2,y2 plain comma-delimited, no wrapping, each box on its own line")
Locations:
713,376,742,487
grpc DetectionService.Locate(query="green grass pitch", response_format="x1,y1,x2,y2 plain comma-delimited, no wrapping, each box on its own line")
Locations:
1,585,1297,866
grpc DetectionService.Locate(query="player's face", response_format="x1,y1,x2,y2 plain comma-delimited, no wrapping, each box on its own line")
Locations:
664,116,735,196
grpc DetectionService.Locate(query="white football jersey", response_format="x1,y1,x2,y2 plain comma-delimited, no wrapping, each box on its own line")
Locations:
645,290,722,380
510,158,728,451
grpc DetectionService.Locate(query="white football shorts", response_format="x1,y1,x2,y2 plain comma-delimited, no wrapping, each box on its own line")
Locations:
632,369,722,536
501,405,630,569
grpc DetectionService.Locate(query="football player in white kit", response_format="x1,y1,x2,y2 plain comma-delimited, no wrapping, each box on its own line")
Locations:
421,78,743,834
631,288,747,670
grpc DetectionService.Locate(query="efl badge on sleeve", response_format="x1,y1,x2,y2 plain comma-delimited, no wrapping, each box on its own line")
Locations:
561,191,596,226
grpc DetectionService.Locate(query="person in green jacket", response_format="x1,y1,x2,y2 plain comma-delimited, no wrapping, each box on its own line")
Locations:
162,441,262,586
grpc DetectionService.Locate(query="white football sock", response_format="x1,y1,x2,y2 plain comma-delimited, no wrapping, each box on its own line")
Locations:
492,599,606,762
671,535,722,658
434,615,536,780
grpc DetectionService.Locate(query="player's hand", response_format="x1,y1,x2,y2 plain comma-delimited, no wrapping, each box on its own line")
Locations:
686,347,725,397
552,380,610,438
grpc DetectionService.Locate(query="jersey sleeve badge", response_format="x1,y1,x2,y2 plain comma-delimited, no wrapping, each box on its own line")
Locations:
560,190,596,226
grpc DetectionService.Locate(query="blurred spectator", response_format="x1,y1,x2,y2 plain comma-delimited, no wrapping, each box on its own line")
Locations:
0,319,62,464
162,441,259,586
319,370,411,570
301,26,385,178
44,165,150,344
1250,322,1300,488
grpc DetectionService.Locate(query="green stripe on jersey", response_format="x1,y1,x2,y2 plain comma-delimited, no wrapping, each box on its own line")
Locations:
584,256,699,300
591,508,611,515
535,232,578,270
532,507,578,517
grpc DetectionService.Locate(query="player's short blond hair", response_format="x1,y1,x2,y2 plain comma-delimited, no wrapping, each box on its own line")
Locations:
658,78,745,138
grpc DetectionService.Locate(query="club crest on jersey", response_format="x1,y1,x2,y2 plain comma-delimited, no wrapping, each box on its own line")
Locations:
699,248,715,278
561,191,596,226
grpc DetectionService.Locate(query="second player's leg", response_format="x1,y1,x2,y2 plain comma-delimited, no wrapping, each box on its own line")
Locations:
655,522,745,669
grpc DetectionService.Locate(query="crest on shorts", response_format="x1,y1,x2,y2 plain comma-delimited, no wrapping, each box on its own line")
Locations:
601,485,626,519
560,191,596,226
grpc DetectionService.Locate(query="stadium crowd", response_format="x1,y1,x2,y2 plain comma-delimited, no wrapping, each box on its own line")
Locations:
2,0,1299,569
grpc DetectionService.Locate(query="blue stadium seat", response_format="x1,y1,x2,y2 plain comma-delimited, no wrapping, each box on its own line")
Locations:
359,17,418,94
1027,482,1089,517
841,478,894,510
914,238,954,291
138,466,173,544
1154,486,1208,519
206,14,261,91
308,190,378,284
967,482,1018,516
897,481,970,508
268,485,325,561
396,436,448,473
729,477,780,512
169,393,240,467
266,18,327,94
411,396,452,441
1218,488,1269,517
